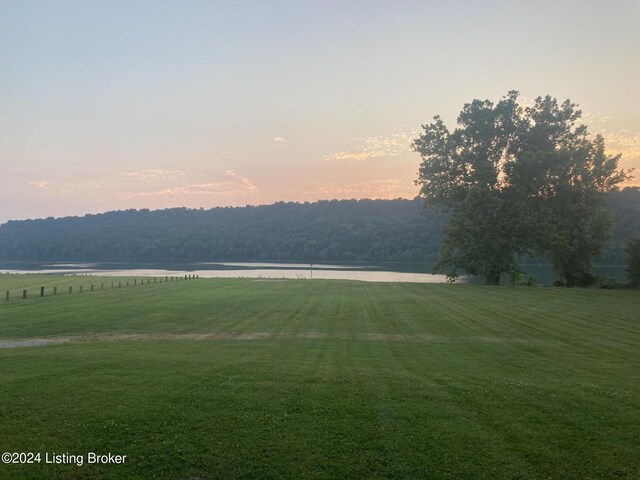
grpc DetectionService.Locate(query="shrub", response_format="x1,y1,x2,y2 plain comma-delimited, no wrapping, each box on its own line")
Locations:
625,235,640,286
598,277,620,289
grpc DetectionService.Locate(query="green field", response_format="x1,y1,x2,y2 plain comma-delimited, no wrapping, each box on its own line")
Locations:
0,274,639,479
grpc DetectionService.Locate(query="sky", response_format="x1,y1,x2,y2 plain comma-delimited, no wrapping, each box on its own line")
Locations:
1,0,639,223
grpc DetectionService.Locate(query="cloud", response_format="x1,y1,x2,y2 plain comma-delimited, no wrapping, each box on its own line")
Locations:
581,112,640,182
128,170,258,198
269,136,289,147
28,174,113,195
23,168,259,202
326,127,420,162
120,168,184,181
603,130,640,185
602,130,640,160
326,151,380,162
582,111,611,126
28,181,49,189
288,179,417,199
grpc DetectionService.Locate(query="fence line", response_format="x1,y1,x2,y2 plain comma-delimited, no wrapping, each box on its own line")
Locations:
2,274,200,302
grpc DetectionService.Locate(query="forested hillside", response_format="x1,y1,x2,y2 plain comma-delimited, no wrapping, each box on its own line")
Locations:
0,198,447,263
0,189,638,264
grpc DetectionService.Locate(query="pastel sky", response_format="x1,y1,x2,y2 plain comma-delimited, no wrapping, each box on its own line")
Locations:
1,0,639,223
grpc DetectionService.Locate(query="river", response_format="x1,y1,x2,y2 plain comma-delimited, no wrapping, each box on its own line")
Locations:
0,261,454,283
0,261,627,285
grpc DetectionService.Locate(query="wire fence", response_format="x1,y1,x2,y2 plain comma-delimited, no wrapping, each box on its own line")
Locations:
3,274,199,302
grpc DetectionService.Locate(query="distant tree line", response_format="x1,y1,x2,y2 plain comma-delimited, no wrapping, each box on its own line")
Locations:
0,199,448,263
0,192,638,269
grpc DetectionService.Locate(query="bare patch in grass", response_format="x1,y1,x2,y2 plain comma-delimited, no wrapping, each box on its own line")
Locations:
0,332,563,348
0,338,69,349
469,336,566,346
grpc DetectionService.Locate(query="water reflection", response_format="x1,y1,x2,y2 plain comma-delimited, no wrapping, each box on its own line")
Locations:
0,262,452,283
0,261,627,284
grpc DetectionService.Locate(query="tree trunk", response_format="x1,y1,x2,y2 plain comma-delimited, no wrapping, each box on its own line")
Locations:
565,272,575,288
485,272,501,285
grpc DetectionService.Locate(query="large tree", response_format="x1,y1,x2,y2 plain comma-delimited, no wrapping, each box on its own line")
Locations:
413,91,525,284
509,97,629,286
414,92,629,286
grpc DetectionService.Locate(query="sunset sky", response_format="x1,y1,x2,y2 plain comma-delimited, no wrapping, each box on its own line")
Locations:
1,0,639,223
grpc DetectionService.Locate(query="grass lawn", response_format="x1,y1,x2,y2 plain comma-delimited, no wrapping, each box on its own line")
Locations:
0,275,639,479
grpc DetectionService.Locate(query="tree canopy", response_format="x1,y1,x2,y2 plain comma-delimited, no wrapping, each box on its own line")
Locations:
414,92,630,285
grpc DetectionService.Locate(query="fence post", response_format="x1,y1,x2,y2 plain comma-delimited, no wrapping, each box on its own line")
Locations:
134,279,137,286
101,283,104,290
5,291,9,301
91,284,94,292
40,287,44,297
80,286,83,293
118,281,121,288
69,286,73,294
53,286,57,296
23,289,27,299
